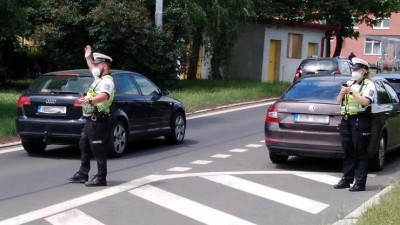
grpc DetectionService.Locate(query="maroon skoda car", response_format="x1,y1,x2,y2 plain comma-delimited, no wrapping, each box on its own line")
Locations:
265,74,400,171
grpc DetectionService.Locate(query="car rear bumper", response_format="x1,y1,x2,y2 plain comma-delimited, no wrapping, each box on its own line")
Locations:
266,144,344,158
265,129,344,158
16,117,86,144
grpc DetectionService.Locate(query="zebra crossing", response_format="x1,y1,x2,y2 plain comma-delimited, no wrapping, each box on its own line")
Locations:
0,171,347,225
0,140,374,225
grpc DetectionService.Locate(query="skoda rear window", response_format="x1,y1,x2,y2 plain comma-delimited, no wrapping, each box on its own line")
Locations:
27,75,93,94
303,61,335,73
282,79,343,103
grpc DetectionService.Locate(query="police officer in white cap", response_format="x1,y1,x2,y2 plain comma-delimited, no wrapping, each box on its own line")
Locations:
68,45,115,187
334,57,376,192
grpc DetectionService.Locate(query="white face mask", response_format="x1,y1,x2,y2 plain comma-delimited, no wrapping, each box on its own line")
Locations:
91,68,101,79
351,71,362,80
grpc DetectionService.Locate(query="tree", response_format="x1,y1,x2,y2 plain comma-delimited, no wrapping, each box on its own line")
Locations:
86,0,180,87
164,0,254,80
0,0,40,82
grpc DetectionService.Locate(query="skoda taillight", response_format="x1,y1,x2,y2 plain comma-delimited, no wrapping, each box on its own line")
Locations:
293,70,301,82
266,106,279,123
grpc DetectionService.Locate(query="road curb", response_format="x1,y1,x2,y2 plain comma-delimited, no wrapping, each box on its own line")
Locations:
0,141,21,149
332,183,395,225
186,97,277,116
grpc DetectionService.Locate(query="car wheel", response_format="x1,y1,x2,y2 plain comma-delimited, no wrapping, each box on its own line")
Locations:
107,120,127,158
370,135,386,171
165,112,186,144
269,152,288,164
21,140,47,154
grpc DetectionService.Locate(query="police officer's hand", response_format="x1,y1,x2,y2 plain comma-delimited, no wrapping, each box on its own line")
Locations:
84,45,92,59
78,97,91,105
340,86,351,95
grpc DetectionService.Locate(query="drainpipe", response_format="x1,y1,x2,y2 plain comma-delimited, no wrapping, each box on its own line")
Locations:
155,0,163,30
321,36,326,57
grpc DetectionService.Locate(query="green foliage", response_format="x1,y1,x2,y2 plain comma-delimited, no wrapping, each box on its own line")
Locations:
87,0,180,88
164,0,255,80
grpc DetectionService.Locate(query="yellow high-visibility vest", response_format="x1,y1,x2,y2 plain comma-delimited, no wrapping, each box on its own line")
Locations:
82,74,114,114
340,79,372,115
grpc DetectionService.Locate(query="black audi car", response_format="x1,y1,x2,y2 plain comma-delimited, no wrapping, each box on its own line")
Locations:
16,69,186,157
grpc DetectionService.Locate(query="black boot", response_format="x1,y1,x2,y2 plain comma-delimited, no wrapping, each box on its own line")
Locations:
85,175,107,187
349,184,365,192
334,178,353,189
68,172,88,183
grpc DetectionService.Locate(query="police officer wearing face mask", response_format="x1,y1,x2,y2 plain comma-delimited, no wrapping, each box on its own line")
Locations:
334,57,376,192
68,45,115,187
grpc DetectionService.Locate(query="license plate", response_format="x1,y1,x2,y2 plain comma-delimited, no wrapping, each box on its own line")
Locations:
294,114,329,124
38,106,67,114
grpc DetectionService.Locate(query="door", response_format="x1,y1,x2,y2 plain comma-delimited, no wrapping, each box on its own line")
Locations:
267,40,281,83
133,74,172,131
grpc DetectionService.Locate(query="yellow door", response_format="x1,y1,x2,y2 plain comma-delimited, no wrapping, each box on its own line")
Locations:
268,41,276,83
308,43,317,56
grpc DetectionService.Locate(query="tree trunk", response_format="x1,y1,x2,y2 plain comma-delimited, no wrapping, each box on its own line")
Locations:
333,32,343,58
210,56,222,80
187,33,202,80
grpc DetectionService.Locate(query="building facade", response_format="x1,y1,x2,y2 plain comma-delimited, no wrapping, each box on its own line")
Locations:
220,23,335,82
332,12,400,71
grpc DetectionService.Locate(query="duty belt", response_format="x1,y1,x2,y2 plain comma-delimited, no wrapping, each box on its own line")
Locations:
91,113,110,122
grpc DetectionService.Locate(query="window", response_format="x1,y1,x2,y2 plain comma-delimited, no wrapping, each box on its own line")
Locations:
376,81,391,104
352,17,359,29
364,39,381,55
338,61,351,75
287,33,302,59
114,74,139,95
134,75,159,96
373,18,390,29
383,82,399,103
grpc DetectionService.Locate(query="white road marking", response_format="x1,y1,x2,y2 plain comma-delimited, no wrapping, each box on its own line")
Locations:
211,154,231,158
294,174,341,185
245,144,263,148
129,185,256,225
229,148,248,153
202,175,329,214
259,140,265,143
167,167,192,172
45,209,104,225
0,171,353,225
190,160,213,165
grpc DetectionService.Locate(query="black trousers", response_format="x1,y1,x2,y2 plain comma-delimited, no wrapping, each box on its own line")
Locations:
78,116,112,179
338,114,372,186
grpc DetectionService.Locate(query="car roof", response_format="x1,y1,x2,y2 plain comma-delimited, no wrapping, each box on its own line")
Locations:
374,73,400,79
299,74,385,83
42,69,136,76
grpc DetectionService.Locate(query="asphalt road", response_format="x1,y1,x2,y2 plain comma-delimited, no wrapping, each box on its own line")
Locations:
1,101,400,225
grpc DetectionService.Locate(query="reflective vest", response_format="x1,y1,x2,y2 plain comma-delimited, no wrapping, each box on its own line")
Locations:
82,74,115,114
340,79,371,115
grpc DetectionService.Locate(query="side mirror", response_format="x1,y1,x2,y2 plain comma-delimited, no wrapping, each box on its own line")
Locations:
161,89,169,96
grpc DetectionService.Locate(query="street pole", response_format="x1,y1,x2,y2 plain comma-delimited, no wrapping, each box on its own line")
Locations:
155,0,163,30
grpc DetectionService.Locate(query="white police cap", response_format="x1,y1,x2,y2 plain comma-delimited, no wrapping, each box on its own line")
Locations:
352,57,369,70
93,52,112,64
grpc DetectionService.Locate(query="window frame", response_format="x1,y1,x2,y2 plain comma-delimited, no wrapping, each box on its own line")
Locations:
373,17,390,29
287,33,303,59
364,38,382,55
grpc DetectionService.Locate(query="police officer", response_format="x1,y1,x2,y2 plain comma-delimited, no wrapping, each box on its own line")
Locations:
68,45,115,187
334,57,376,192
